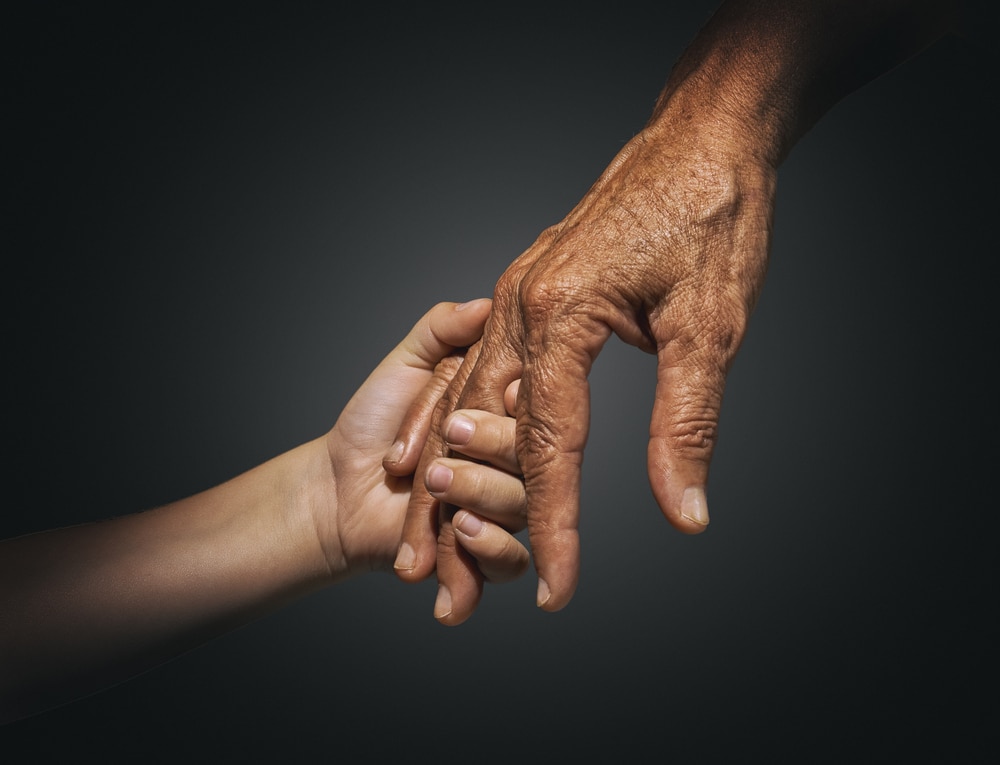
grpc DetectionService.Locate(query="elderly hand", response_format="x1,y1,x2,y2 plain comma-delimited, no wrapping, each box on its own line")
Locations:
385,0,967,624
385,0,962,625
389,109,776,623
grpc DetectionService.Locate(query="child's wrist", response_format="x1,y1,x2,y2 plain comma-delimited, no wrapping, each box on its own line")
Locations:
269,438,342,590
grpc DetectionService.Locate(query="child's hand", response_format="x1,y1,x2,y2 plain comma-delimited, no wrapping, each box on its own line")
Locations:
422,396,529,620
321,301,528,597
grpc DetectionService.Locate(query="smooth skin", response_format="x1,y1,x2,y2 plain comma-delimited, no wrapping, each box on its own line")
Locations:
0,299,528,724
387,0,966,624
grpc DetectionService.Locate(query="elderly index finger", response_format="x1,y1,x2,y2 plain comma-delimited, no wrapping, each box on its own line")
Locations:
516,312,611,612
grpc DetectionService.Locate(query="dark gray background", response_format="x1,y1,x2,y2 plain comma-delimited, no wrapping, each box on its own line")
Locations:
3,2,995,761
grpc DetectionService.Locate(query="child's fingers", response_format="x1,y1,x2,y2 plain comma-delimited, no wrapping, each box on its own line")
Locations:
504,379,520,417
398,298,492,370
424,457,527,530
452,510,530,584
440,410,519,476
381,299,492,476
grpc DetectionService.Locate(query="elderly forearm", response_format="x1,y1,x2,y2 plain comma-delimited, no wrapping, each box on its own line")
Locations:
648,0,962,165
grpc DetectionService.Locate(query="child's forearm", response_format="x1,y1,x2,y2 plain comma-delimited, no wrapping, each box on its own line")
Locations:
0,437,333,723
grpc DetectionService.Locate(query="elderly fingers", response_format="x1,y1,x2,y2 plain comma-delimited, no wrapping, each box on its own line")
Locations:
382,354,460,477
645,296,745,535
392,356,467,582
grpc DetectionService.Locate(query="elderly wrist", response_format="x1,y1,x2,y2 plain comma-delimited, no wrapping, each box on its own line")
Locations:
646,50,799,171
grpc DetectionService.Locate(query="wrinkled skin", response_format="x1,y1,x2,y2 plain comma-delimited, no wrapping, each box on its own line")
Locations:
327,299,529,581
392,114,777,624
388,0,961,626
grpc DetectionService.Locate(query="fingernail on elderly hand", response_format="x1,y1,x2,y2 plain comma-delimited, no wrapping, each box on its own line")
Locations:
680,487,709,526
444,414,474,446
536,579,551,608
393,542,416,572
434,585,452,619
383,440,404,465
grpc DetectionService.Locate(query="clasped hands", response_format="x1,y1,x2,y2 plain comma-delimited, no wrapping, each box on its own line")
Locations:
387,114,777,625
